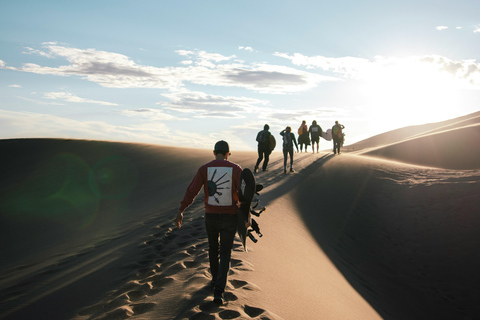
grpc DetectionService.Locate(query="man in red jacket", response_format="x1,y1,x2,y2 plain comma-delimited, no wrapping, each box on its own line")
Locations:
176,140,243,305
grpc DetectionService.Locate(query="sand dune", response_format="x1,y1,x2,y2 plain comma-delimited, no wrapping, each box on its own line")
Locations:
1,111,479,320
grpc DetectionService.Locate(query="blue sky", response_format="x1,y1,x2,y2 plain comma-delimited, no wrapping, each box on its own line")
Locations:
1,0,479,150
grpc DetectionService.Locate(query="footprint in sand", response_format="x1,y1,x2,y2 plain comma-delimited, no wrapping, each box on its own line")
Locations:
244,305,266,317
219,309,242,319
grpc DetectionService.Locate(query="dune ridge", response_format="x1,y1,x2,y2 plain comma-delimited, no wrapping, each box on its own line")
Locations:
1,110,479,319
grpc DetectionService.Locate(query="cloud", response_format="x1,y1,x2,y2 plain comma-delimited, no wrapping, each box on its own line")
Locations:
276,52,480,88
10,44,334,94
159,90,269,118
239,46,254,52
274,52,371,78
44,92,118,105
435,26,448,31
475,25,480,33
8,84,22,88
121,108,188,121
0,60,5,68
16,96,65,105
0,109,247,149
420,55,480,85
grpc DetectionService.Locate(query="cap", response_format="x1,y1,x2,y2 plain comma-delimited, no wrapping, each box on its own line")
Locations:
214,140,230,153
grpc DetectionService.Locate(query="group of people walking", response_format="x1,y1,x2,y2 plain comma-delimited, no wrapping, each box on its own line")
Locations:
176,120,345,306
255,120,345,174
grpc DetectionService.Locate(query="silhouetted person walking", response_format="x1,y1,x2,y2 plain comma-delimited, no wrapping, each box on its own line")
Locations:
254,124,272,172
332,121,345,155
280,126,299,173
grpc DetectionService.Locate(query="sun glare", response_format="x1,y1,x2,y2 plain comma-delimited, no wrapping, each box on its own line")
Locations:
359,58,461,132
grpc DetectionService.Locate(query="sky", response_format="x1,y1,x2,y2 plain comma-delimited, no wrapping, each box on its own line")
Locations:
1,0,480,151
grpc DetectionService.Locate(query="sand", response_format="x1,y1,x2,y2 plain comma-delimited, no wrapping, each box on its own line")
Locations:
1,111,479,320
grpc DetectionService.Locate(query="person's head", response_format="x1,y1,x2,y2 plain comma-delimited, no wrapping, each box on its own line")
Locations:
312,120,317,125
285,126,292,133
214,140,230,157
264,124,270,131
335,121,339,125
302,120,306,125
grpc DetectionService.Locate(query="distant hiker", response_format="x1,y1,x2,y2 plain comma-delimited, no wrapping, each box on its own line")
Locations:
280,126,299,174
176,140,244,305
297,120,310,152
309,120,323,153
332,121,345,155
254,124,272,173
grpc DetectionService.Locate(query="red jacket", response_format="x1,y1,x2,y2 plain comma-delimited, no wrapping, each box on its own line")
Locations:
179,159,242,214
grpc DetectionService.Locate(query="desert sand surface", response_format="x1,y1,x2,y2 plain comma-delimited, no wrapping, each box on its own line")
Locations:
1,111,479,320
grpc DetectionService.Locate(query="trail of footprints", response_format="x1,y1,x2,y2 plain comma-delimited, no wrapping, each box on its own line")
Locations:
75,211,281,320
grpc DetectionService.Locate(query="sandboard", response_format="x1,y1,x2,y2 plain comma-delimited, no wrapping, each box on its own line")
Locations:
237,168,255,252
321,128,332,141
269,135,276,151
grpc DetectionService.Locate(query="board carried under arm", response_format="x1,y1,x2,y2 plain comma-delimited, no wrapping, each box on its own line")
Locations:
237,168,267,252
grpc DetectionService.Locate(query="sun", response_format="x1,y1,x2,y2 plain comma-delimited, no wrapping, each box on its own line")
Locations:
359,57,461,132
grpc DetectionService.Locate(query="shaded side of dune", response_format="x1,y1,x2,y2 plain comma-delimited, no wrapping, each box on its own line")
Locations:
0,139,220,320
0,139,213,271
295,155,480,319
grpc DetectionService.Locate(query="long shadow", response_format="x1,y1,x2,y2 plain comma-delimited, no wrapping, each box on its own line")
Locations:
292,156,480,319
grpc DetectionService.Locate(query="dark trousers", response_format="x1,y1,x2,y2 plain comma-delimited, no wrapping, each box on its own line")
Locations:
255,145,271,170
333,137,341,154
205,213,237,293
283,148,294,169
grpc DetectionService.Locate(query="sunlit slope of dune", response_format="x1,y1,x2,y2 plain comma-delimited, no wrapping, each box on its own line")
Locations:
361,123,480,169
347,110,480,153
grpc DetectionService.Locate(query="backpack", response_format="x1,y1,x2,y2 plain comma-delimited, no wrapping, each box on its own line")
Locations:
298,127,303,135
257,130,268,144
333,125,342,138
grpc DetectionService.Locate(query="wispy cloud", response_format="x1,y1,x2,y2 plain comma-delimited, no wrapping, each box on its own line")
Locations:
159,90,269,118
435,26,448,31
238,46,254,52
474,25,480,33
8,84,22,88
121,108,188,121
7,43,336,94
274,52,371,78
44,92,118,106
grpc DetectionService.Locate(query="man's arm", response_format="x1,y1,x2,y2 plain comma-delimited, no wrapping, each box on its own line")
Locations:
292,133,299,151
176,167,204,228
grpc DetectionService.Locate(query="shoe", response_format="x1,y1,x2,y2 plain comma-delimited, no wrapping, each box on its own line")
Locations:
214,290,224,305
262,168,268,172
290,168,295,173
283,169,287,174
254,167,258,173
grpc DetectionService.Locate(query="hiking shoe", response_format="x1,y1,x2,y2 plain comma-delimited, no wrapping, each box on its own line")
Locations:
214,291,224,305
254,167,258,173
290,168,295,173
262,168,268,172
283,169,287,174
